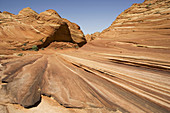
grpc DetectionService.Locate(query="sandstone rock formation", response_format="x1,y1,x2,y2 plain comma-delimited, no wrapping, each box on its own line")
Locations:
85,32,100,42
100,0,170,50
0,7,86,55
0,0,170,113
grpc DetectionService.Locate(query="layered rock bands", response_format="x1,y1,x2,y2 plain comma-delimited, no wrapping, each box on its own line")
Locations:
0,8,86,54
0,0,170,113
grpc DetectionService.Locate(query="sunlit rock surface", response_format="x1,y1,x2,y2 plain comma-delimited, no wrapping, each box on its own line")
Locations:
85,32,100,42
0,8,86,55
0,0,170,113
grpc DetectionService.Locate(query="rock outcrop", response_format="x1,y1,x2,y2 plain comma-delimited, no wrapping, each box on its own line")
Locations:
85,32,100,42
0,0,170,113
0,7,86,55
100,0,170,49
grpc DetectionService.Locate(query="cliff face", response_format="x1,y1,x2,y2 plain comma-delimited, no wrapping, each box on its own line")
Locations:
0,8,86,54
0,0,170,113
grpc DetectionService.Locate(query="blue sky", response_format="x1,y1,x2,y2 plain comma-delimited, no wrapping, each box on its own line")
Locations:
0,0,144,34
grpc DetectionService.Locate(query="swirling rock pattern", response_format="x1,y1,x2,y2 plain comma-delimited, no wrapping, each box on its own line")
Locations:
0,0,170,113
0,45,170,113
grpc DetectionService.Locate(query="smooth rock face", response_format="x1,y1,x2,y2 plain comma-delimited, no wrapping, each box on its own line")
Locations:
0,7,86,55
0,0,170,113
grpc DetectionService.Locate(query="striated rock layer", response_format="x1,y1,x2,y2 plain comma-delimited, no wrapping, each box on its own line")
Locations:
0,46,170,113
0,8,86,55
100,0,170,50
0,0,170,113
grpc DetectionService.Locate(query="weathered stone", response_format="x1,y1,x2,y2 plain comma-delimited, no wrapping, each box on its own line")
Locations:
0,8,86,55
85,32,100,42
0,105,8,113
0,0,170,113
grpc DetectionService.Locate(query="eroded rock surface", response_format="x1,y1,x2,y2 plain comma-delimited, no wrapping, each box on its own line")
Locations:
0,7,86,55
85,32,100,42
0,46,170,113
0,0,170,113
100,0,170,50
